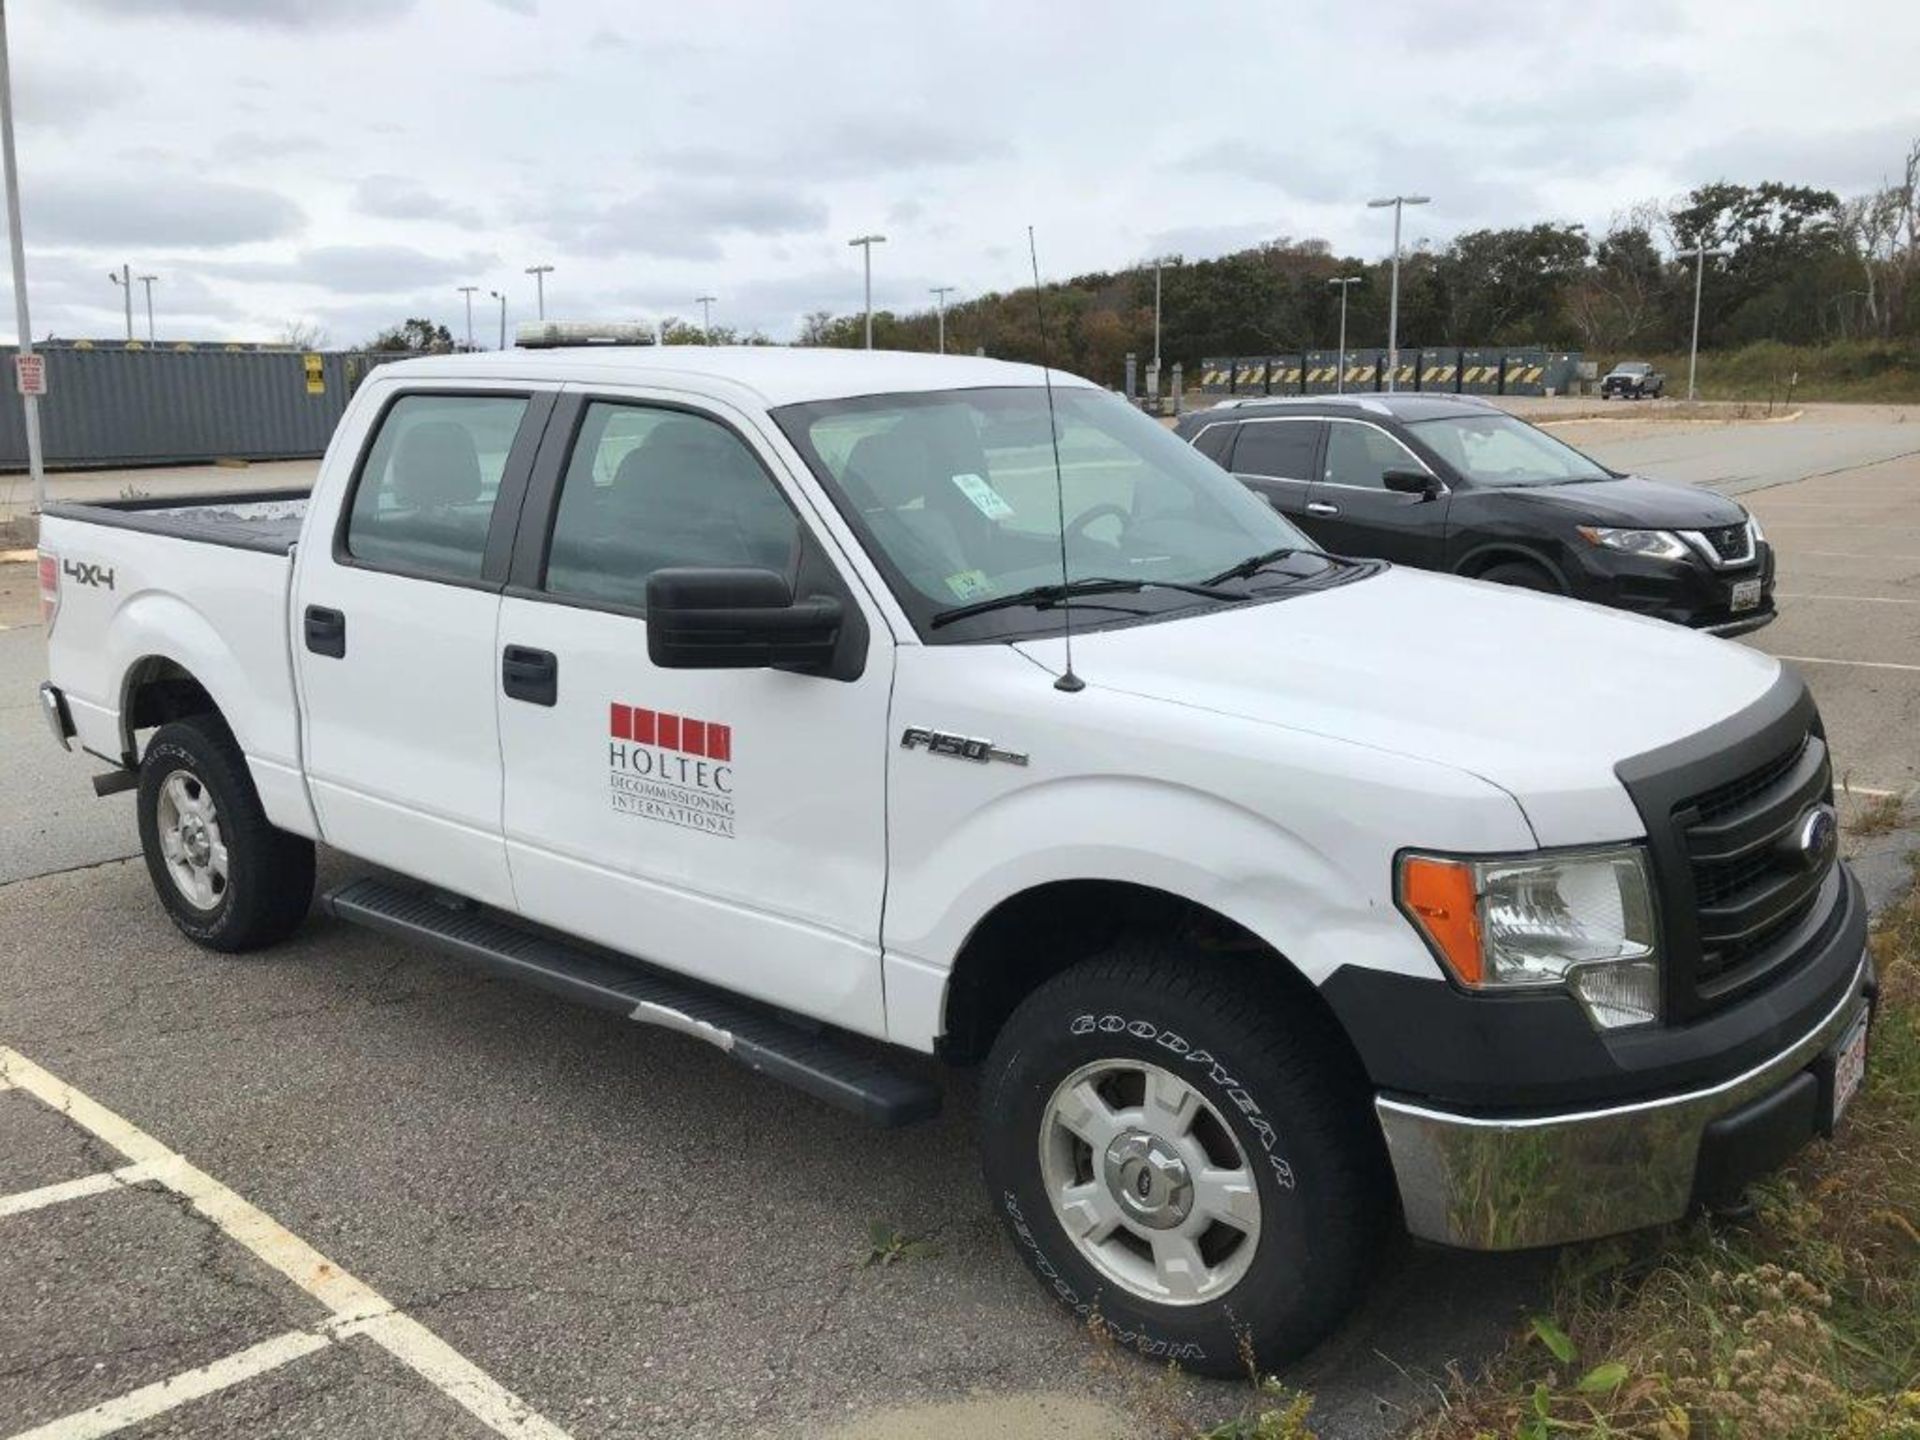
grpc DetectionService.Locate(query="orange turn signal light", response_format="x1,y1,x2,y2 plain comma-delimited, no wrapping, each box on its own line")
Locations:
1398,856,1485,986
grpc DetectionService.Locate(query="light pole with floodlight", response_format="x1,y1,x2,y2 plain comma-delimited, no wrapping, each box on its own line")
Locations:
1327,276,1361,393
525,263,552,320
847,234,885,349
457,285,478,350
928,285,955,353
108,263,133,341
1367,194,1429,392
136,272,158,342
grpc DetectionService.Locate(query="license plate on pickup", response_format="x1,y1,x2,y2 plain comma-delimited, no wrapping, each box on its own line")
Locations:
1830,1011,1870,1130
1731,578,1762,612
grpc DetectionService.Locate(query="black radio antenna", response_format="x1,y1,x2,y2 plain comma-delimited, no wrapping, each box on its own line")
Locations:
1028,225,1084,694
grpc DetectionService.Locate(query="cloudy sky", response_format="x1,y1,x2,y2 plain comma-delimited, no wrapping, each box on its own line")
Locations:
5,0,1915,347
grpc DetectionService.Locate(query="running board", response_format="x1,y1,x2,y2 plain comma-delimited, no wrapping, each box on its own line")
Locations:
320,878,940,1127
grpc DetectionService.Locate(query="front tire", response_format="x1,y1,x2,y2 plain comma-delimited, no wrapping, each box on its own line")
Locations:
979,947,1384,1376
1478,559,1560,594
136,716,315,952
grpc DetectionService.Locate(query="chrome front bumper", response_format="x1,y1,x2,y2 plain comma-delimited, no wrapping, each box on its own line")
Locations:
1376,955,1871,1250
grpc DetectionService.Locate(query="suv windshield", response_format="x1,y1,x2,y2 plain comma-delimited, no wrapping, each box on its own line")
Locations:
1407,411,1612,488
773,385,1325,640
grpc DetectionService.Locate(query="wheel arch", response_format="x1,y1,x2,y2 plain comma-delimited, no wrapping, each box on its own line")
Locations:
936,878,1351,1069
1452,542,1571,593
119,654,223,762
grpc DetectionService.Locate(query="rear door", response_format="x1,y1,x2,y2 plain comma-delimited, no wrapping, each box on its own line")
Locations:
293,383,553,907
492,391,895,1036
1226,417,1324,525
1305,417,1450,567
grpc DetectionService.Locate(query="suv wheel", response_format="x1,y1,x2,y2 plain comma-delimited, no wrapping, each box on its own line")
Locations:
137,716,315,952
979,946,1384,1375
1478,560,1559,594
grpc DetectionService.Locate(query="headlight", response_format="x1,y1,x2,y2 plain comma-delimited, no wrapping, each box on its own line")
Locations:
1577,526,1691,562
1397,847,1660,1029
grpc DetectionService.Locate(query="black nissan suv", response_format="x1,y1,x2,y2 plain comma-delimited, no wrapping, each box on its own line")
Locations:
1175,394,1775,636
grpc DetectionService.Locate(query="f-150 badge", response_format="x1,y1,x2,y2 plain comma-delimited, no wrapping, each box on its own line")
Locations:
900,727,1028,766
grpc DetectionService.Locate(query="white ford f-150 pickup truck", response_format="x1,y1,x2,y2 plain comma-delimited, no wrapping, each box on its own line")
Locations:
37,343,1873,1371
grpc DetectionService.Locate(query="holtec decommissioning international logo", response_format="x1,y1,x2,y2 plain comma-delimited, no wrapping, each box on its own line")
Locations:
608,703,735,839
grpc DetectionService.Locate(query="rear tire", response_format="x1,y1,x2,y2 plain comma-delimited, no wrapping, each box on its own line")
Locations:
1478,560,1560,594
136,716,314,952
979,946,1385,1376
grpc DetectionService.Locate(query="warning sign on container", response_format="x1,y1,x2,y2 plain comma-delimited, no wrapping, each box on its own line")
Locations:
303,352,325,395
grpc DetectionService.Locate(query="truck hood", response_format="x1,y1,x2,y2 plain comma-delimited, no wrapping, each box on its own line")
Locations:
1013,565,1782,845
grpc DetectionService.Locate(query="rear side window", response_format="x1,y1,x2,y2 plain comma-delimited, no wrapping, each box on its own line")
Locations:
345,393,529,580
543,401,800,612
1231,420,1321,481
1191,422,1236,465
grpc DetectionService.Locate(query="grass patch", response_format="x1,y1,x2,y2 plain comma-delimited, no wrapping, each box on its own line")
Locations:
1409,853,1920,1440
1616,341,1920,405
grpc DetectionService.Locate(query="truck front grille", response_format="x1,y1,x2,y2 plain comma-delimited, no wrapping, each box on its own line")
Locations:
1614,675,1839,1023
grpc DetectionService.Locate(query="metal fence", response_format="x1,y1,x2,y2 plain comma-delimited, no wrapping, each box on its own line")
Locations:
0,343,421,469
1196,347,1582,398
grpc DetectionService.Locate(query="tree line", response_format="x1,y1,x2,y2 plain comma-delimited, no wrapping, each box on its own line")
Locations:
795,136,1920,386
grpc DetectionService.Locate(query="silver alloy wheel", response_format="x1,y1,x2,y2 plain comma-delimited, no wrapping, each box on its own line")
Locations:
155,769,229,911
1038,1058,1262,1306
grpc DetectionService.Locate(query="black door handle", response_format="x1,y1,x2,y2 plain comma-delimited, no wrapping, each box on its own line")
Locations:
304,605,346,658
502,645,557,706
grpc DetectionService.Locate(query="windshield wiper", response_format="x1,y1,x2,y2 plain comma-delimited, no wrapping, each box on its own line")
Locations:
1203,547,1311,585
928,576,1239,629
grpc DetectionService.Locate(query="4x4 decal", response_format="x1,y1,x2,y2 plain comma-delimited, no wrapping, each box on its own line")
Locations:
62,559,115,590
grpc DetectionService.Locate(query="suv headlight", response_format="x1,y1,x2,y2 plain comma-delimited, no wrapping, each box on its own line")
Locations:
1577,526,1691,563
1396,846,1660,1029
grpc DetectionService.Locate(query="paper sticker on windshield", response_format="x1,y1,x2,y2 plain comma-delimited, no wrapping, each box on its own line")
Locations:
951,472,1014,520
945,569,994,600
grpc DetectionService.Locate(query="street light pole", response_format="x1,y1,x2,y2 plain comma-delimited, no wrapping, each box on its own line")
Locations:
847,234,885,349
1327,276,1361,393
0,0,46,512
109,262,133,341
456,285,478,350
1153,257,1164,372
1367,194,1429,393
1679,243,1731,402
928,285,954,354
137,273,157,342
525,263,552,321
695,294,716,344
488,289,506,349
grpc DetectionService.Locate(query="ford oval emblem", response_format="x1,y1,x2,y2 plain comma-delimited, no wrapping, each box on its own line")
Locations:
1795,805,1838,870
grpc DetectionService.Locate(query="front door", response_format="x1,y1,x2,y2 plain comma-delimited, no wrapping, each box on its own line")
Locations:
494,394,894,1036
1304,417,1450,567
293,384,549,908
1227,417,1324,524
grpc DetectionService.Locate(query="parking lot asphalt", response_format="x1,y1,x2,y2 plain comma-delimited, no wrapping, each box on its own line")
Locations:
0,405,1915,1440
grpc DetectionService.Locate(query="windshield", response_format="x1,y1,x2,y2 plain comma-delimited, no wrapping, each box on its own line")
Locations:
772,385,1323,640
1611,362,1651,376
1406,412,1612,488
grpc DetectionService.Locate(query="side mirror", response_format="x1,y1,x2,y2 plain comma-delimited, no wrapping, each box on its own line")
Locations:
1382,468,1443,499
646,568,842,672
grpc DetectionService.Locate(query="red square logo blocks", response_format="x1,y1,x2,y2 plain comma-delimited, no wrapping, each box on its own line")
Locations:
609,704,731,762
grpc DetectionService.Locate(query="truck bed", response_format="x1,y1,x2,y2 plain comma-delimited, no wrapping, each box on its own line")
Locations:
41,489,312,555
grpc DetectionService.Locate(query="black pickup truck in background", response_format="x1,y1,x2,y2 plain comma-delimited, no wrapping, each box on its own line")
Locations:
1176,393,1775,637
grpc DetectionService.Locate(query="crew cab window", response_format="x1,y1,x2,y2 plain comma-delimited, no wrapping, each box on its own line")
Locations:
543,401,800,612
1231,420,1320,480
1323,421,1423,490
345,393,529,580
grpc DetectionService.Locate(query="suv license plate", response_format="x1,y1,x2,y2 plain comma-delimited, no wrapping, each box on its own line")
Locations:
1731,578,1762,612
1831,1012,1869,1129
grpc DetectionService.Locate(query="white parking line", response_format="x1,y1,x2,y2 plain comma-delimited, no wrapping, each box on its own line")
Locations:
0,1045,574,1440
0,1162,160,1218
1800,551,1920,563
8,1331,331,1440
1776,654,1920,674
